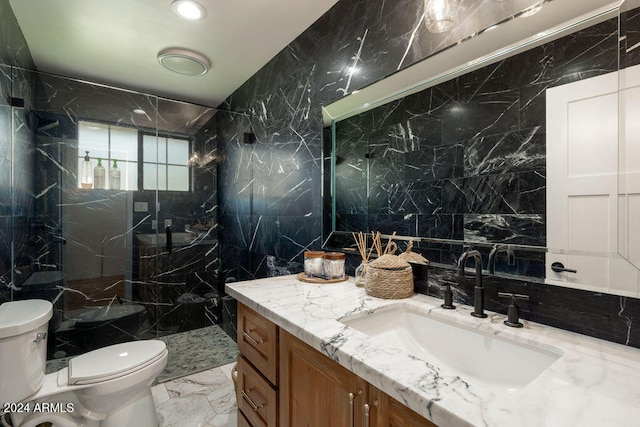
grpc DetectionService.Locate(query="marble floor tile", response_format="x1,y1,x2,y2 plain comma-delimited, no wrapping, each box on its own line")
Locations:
205,412,237,427
152,362,238,427
207,382,237,414
152,383,171,406
157,396,217,426
164,367,231,397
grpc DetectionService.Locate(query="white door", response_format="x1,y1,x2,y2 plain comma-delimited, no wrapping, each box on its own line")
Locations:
619,65,640,278
546,70,639,295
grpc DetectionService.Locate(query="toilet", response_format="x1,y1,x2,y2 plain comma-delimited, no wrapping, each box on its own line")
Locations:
0,299,168,427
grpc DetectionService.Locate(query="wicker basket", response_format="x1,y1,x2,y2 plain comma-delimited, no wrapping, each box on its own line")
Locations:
364,254,414,299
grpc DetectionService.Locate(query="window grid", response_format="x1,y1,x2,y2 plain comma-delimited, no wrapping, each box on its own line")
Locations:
142,134,190,192
77,121,138,191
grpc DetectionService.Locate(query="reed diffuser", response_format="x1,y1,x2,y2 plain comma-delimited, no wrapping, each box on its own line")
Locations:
352,232,372,287
352,231,396,287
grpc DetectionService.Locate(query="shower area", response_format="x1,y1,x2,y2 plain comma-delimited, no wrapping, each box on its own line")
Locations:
0,66,238,381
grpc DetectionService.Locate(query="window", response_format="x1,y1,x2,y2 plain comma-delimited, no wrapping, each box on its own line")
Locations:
77,121,138,190
142,134,190,191
77,122,191,192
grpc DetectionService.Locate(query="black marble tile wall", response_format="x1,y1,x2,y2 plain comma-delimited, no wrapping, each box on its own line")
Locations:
334,18,619,271
216,0,640,350
216,0,549,280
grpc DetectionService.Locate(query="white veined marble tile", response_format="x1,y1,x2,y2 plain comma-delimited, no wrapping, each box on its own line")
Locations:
154,366,239,427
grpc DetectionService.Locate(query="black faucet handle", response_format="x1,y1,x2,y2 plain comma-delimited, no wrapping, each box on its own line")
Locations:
440,282,456,310
498,292,529,328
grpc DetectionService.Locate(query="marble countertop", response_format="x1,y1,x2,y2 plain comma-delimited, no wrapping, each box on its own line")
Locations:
226,275,640,427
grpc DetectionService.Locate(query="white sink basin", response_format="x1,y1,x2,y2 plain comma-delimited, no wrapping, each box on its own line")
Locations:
339,304,562,392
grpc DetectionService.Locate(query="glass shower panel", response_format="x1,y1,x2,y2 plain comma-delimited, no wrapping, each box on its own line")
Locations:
4,66,226,377
10,69,161,360
151,98,220,335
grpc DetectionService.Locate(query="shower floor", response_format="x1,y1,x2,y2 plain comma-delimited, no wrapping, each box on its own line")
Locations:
45,324,238,383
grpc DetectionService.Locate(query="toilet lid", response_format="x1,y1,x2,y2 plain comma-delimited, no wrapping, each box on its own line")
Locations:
68,340,167,385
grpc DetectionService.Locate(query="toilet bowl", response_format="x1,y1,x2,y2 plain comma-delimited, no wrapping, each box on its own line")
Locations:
0,300,168,427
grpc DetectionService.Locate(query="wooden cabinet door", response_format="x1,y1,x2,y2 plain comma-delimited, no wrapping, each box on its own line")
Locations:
368,384,437,427
279,329,366,427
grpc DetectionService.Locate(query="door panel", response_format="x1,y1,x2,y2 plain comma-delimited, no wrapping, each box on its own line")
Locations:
546,72,620,290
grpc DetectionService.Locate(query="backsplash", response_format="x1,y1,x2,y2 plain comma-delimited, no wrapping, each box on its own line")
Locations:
423,265,640,348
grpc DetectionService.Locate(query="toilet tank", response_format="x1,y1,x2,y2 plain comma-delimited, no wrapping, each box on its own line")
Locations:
0,299,53,403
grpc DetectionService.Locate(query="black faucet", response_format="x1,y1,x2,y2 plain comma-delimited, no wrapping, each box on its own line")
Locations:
458,249,486,318
487,244,515,275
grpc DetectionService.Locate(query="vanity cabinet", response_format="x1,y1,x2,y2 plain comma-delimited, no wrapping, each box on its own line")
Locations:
237,303,279,427
236,302,437,427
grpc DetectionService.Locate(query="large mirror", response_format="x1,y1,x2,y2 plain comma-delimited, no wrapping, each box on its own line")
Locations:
1,66,238,379
324,0,640,297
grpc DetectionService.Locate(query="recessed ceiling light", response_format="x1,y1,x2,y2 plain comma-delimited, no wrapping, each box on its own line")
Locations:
133,108,146,115
157,48,210,76
171,0,207,20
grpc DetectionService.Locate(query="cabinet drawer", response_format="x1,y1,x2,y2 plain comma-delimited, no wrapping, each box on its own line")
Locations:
237,303,278,385
237,355,278,427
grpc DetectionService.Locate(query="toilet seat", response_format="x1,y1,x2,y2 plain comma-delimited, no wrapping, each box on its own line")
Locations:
68,340,167,385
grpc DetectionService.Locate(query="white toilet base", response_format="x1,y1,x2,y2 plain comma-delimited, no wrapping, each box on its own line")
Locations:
100,389,159,427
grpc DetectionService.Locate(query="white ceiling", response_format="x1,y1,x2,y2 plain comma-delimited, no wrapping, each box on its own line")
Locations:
9,0,340,108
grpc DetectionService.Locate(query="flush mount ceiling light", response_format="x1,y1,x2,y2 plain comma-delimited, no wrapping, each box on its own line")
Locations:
424,0,459,34
171,0,207,20
157,48,210,76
